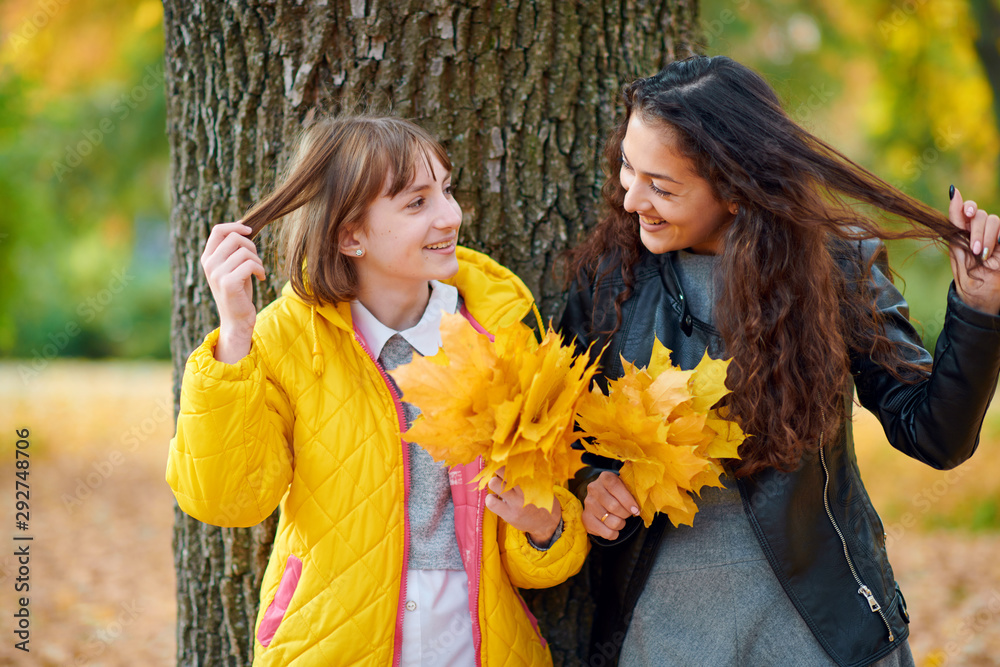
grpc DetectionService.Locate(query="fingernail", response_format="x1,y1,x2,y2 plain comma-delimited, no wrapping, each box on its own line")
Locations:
973,240,982,255
984,247,991,262
966,206,975,217
949,184,955,200
631,506,639,515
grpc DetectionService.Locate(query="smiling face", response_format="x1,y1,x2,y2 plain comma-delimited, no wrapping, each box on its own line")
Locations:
341,153,462,297
620,114,736,255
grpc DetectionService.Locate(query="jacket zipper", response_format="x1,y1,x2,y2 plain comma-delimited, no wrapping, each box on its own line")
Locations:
353,331,413,667
472,461,485,666
817,430,895,643
459,306,488,666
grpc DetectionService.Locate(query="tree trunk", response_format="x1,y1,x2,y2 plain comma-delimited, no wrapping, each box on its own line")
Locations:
165,1,701,664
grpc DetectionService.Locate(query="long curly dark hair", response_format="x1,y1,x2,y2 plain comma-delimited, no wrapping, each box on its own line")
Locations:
565,55,970,478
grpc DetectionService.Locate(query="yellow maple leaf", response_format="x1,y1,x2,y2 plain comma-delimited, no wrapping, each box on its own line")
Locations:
646,337,677,377
391,313,599,510
689,351,731,413
576,338,745,527
702,411,745,460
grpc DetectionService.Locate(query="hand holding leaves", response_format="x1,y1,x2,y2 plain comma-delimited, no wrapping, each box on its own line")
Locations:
391,313,599,510
575,338,745,528
393,318,745,529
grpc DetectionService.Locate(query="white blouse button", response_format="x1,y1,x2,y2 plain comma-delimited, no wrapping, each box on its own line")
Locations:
405,600,417,611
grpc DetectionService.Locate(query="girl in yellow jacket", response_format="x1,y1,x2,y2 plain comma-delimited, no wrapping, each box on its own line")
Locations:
167,115,589,666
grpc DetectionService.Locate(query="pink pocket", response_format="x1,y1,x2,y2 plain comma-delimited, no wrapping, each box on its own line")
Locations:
256,554,303,647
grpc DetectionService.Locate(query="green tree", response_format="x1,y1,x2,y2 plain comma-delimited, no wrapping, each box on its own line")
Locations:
0,0,171,362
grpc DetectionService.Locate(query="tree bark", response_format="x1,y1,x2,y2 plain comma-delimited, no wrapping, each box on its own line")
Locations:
165,1,701,664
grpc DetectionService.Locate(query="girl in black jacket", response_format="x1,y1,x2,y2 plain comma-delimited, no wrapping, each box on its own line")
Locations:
561,55,1000,666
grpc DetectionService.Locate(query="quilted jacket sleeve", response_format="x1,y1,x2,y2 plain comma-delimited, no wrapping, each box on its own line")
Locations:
166,327,295,528
499,485,590,589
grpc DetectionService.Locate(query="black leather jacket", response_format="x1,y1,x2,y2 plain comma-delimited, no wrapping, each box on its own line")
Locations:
559,240,1000,667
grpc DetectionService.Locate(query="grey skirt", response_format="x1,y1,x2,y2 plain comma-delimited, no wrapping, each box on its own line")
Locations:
618,482,915,667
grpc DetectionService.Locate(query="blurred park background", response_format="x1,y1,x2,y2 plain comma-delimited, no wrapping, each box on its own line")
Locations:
0,0,998,665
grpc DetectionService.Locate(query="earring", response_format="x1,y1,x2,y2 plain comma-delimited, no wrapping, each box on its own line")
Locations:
355,249,364,256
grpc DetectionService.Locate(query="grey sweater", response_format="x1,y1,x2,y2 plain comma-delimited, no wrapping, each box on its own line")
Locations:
380,333,464,571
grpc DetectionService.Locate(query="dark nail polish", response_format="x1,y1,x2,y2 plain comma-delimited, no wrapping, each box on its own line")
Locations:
949,184,955,200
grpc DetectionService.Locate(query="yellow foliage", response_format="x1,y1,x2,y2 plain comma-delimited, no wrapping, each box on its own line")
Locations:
134,0,163,31
576,339,744,528
0,0,163,100
391,313,599,510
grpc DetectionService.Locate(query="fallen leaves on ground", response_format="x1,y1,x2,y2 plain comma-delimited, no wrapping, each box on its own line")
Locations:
0,362,997,665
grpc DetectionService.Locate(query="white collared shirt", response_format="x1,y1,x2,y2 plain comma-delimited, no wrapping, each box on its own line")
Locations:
350,280,459,360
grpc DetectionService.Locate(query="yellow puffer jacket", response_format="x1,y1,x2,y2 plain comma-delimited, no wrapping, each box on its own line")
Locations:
167,247,589,666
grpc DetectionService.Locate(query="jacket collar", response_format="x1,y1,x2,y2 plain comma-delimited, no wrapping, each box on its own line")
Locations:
281,245,539,376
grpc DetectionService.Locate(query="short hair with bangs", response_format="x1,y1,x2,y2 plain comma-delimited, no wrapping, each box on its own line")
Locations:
241,115,452,305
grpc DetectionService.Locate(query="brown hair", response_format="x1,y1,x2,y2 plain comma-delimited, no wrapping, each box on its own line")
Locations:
566,56,972,478
243,115,452,305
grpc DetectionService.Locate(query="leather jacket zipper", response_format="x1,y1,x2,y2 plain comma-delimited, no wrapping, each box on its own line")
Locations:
817,430,895,643
661,254,695,336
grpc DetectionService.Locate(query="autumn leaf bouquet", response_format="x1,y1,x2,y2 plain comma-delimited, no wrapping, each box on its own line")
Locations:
575,339,746,528
390,312,599,510
392,314,745,526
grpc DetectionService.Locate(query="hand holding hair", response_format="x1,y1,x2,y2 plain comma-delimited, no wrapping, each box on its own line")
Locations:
948,186,1000,315
200,220,267,364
